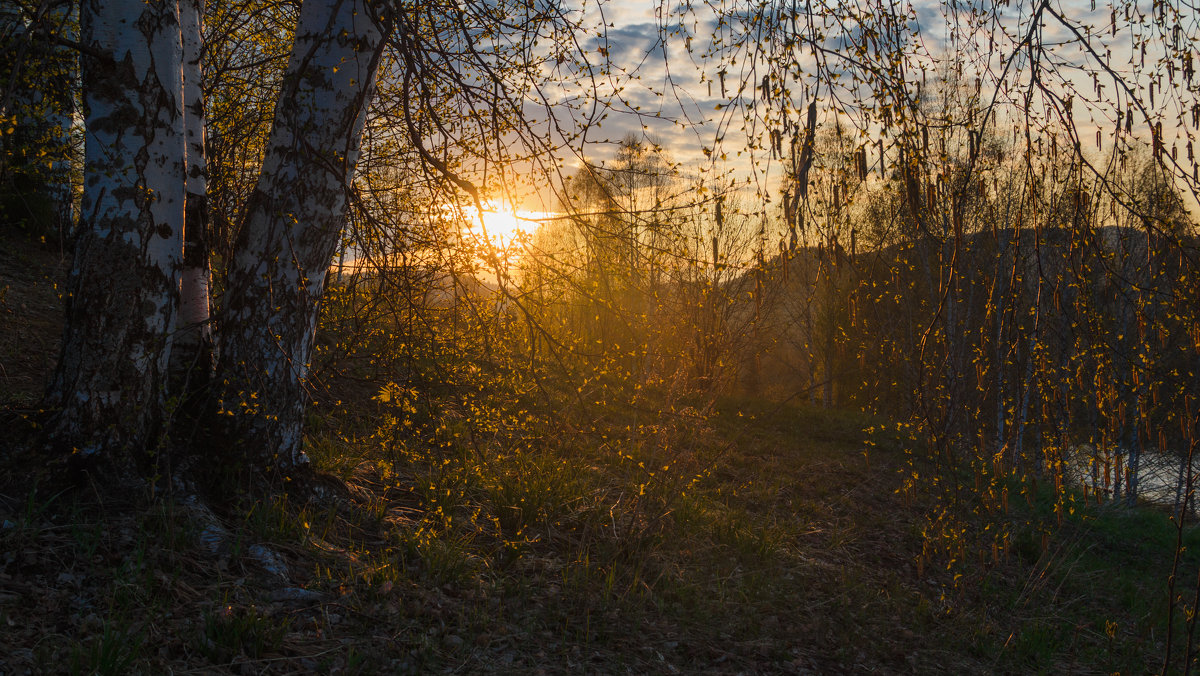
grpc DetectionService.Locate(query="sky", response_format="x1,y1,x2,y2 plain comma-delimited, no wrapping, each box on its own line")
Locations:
505,0,1198,220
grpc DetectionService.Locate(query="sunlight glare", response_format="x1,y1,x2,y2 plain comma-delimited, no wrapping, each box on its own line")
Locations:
471,202,554,251
479,209,525,247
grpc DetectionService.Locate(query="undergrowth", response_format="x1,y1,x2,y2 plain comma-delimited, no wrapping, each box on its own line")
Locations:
0,271,1193,673
3,387,1188,673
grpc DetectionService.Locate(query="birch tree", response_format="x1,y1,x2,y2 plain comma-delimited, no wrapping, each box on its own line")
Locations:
44,0,598,484
216,0,387,471
45,0,386,477
170,0,213,406
47,0,186,464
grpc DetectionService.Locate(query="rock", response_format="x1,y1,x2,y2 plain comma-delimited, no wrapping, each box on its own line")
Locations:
247,544,289,579
267,587,324,604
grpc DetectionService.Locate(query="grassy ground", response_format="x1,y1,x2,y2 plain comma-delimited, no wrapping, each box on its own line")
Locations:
0,230,1193,674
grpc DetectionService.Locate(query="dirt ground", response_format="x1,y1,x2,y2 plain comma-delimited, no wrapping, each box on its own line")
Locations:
0,232,66,407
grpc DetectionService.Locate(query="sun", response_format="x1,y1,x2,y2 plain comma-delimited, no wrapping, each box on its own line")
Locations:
469,202,555,251
477,207,528,248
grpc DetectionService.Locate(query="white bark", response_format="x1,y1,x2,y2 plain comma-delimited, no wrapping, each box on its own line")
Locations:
165,0,213,420
179,0,210,335
49,0,185,458
168,0,213,398
219,0,385,468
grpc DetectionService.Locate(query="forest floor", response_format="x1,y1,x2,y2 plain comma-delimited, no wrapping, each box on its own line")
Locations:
0,228,1194,674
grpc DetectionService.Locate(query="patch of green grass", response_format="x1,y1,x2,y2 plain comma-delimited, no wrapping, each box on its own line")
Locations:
956,480,1197,674
485,451,603,545
197,603,289,662
393,527,482,586
242,494,310,545
69,616,145,676
304,433,365,480
1006,620,1070,674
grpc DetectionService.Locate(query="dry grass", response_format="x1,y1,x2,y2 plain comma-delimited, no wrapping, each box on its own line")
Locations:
0,231,1184,674
1,395,1180,674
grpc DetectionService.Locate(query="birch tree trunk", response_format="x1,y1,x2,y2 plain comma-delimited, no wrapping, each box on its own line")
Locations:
48,0,185,463
217,0,385,471
169,0,213,407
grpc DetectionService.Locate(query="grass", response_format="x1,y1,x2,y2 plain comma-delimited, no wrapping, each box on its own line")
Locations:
1,231,1196,673
1,392,1195,673
198,603,290,663
70,616,146,676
